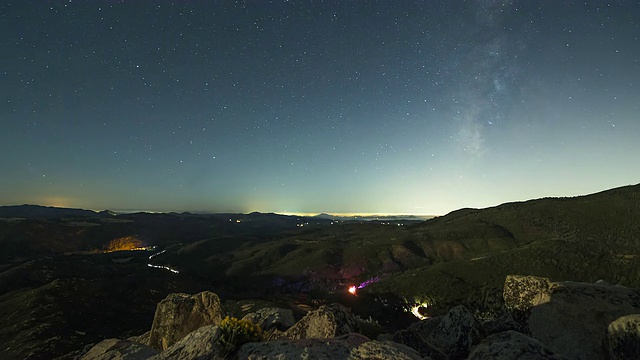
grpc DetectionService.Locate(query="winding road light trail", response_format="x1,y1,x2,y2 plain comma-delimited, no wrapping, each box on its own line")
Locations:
146,249,179,273
147,263,179,274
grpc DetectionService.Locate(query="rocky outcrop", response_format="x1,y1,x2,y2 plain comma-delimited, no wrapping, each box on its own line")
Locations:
148,325,223,360
467,330,565,360
127,331,150,346
238,333,423,359
283,303,360,339
480,312,524,336
603,313,640,360
147,291,227,350
395,305,482,360
392,329,445,360
349,340,425,359
80,338,159,360
80,277,640,360
242,307,296,331
504,275,640,360
238,333,367,359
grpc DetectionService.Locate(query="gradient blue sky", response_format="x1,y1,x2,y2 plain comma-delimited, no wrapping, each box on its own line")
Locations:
1,1,639,215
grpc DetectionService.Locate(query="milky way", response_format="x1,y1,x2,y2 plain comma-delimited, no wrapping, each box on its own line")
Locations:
1,1,639,214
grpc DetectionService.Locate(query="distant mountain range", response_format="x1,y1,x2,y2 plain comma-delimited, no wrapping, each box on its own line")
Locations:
0,204,114,219
0,204,432,222
313,213,433,221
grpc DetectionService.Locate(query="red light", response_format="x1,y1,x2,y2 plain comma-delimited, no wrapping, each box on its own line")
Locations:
348,286,357,295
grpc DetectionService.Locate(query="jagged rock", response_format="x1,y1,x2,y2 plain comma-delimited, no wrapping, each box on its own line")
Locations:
467,330,566,360
242,307,296,331
283,303,360,339
80,338,159,360
503,275,640,360
147,291,227,350
403,305,483,360
148,325,224,360
603,313,640,360
238,333,369,359
127,331,150,346
392,329,446,360
349,340,425,359
503,275,552,313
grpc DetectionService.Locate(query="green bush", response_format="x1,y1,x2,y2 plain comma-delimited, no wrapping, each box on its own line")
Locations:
216,316,263,356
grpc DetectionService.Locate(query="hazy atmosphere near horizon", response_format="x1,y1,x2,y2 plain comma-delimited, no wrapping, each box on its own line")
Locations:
1,1,639,215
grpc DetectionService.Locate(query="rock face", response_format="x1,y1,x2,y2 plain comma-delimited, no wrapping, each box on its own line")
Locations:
148,325,223,360
395,305,482,360
603,313,640,360
467,330,565,360
80,338,159,360
127,331,150,346
349,340,425,360
392,328,446,360
238,333,368,359
504,275,640,360
283,303,360,339
238,333,423,360
147,291,227,350
242,307,296,331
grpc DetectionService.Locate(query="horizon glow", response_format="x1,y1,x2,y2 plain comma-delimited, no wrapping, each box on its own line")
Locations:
2,2,639,214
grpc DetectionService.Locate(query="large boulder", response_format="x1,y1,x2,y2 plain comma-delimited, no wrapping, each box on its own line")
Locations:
467,330,566,360
242,307,296,331
503,275,640,360
80,338,158,360
397,305,483,360
148,325,224,360
603,313,640,360
147,291,227,350
283,303,360,339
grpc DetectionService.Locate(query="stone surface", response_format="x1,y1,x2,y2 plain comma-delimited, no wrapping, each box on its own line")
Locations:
148,325,224,360
467,330,565,360
404,305,483,360
349,340,425,360
603,313,640,360
242,307,296,331
392,329,446,360
147,291,227,350
80,338,159,360
127,331,150,346
238,333,369,359
481,312,524,336
283,303,360,339
503,275,640,360
238,333,423,359
503,275,553,313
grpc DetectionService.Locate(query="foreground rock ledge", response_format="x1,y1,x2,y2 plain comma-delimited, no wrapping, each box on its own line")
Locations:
504,275,640,360
80,276,640,360
148,291,227,350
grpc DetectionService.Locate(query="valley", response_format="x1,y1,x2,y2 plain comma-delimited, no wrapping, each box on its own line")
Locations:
1,184,640,358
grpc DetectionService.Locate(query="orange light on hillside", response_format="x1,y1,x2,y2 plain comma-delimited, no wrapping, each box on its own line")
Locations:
348,285,357,295
105,235,143,252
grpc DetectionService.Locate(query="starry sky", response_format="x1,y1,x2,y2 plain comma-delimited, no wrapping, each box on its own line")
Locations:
1,1,639,215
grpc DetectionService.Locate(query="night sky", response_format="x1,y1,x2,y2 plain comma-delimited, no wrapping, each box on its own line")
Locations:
2,1,639,215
